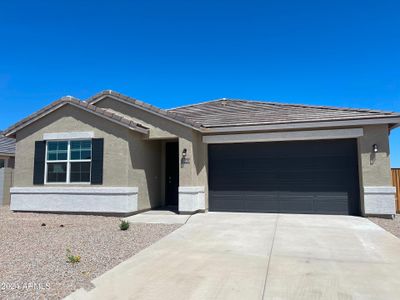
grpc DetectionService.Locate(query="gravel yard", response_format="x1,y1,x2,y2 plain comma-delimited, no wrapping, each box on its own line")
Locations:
0,207,180,300
369,215,400,238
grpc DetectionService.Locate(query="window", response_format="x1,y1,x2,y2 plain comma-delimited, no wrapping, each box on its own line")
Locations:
0,159,4,168
45,140,92,183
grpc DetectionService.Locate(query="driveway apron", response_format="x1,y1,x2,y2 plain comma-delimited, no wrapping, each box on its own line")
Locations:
66,213,400,300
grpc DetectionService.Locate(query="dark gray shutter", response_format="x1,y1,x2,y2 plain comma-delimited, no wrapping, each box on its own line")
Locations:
91,138,104,185
33,141,46,185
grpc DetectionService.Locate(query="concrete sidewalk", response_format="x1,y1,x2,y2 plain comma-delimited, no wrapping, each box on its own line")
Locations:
66,213,400,300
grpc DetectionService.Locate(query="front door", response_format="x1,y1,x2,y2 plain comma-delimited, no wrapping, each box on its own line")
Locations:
165,142,179,206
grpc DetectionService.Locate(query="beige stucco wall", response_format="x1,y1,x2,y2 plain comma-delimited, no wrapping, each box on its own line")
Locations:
0,156,14,206
3,167,13,205
13,96,393,215
95,96,209,207
202,125,393,214
358,125,392,187
127,131,162,210
357,124,394,215
13,105,162,211
94,96,395,213
179,130,209,208
15,105,131,187
95,97,191,139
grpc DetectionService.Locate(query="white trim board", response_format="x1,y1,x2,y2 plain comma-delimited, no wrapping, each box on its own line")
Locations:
43,132,94,140
203,117,400,133
203,128,364,144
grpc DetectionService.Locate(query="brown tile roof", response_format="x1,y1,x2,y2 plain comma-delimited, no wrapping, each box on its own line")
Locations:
87,90,203,129
4,91,400,138
3,96,149,137
168,98,400,128
0,133,15,155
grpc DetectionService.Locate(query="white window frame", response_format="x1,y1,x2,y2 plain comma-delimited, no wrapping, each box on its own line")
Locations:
44,139,92,185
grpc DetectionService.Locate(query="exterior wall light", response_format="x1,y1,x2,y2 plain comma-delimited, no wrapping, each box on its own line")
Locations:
373,144,378,153
181,148,190,166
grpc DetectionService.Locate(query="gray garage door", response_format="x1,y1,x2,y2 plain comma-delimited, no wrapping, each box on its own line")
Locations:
209,139,360,215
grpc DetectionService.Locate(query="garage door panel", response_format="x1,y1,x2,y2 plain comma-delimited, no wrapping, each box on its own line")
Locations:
211,174,278,190
244,192,280,212
278,172,351,187
278,193,315,213
209,140,360,215
210,191,281,212
313,194,350,214
279,198,314,214
279,192,350,214
212,172,354,190
209,192,245,211
212,172,355,189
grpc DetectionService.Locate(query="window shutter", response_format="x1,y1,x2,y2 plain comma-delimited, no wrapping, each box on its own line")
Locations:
33,141,46,185
91,138,104,185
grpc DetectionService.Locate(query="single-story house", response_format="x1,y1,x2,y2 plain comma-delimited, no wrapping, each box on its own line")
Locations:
0,133,15,206
3,91,400,216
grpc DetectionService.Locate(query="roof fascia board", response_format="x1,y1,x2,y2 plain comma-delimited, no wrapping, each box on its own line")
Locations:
203,128,364,144
90,94,201,132
202,117,400,134
4,102,149,137
4,102,66,137
391,123,400,130
68,102,149,134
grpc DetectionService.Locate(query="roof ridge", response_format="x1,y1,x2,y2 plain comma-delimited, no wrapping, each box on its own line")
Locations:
3,95,149,137
168,97,395,114
4,92,399,137
167,98,229,111
167,97,400,129
3,95,81,135
87,90,203,129
219,98,393,114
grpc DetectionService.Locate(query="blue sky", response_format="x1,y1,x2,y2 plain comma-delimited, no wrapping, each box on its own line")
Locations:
0,0,399,166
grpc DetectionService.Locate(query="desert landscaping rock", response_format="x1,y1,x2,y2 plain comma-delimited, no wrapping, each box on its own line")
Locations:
369,215,400,238
0,207,180,300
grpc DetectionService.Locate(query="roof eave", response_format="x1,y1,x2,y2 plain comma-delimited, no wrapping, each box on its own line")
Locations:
201,116,400,134
3,101,68,138
88,91,202,132
390,122,400,130
3,101,149,138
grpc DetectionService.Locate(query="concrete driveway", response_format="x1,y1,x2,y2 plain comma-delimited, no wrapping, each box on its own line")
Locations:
66,213,400,300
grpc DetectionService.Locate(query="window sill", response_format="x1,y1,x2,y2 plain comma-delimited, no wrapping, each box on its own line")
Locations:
44,182,91,185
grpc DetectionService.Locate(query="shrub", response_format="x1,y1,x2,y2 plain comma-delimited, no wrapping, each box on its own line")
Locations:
66,249,81,264
119,220,130,231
